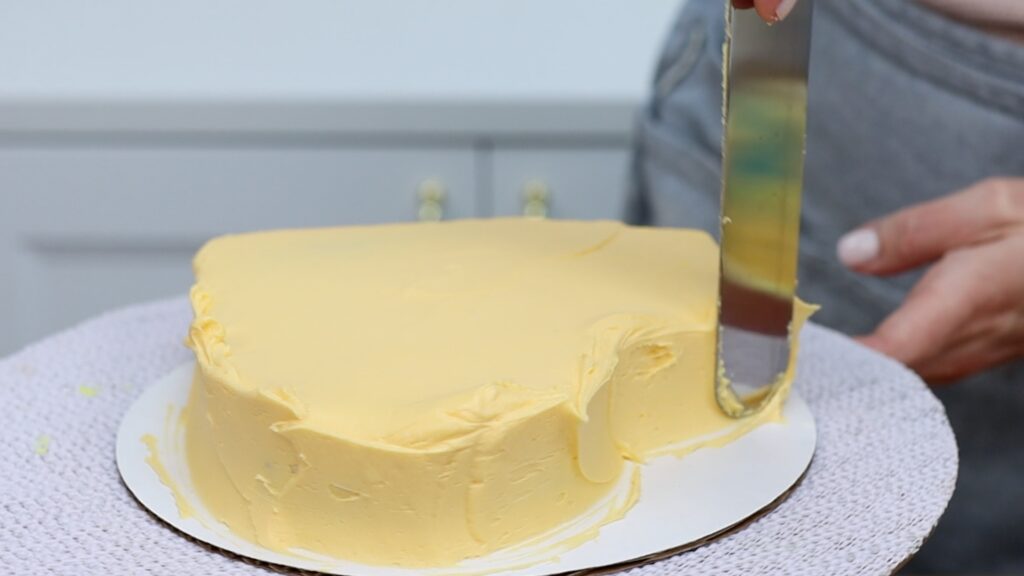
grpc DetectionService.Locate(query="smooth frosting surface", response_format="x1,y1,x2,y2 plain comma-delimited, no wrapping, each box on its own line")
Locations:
183,219,805,567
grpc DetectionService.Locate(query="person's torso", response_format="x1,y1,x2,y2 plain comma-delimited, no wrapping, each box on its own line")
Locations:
921,0,1024,43
629,0,1024,571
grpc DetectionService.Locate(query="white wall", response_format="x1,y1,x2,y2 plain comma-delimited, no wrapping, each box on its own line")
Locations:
0,0,687,356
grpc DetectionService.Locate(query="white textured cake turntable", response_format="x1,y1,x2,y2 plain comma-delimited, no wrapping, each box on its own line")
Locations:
116,363,816,576
1,299,957,575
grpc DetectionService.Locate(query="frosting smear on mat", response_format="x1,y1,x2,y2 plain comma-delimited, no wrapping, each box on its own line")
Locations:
183,219,808,567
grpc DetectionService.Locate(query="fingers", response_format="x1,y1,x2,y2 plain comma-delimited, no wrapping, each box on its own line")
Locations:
837,177,1024,276
857,237,1024,378
854,279,954,369
848,179,1024,381
915,338,1022,385
856,261,975,367
731,0,798,22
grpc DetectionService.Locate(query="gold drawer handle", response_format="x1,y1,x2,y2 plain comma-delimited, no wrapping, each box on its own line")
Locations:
417,179,446,222
522,180,550,219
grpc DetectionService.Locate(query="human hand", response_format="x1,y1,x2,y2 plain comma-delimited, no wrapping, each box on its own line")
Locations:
837,178,1024,384
731,0,799,23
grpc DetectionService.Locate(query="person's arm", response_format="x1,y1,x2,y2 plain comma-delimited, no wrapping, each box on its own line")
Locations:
837,178,1024,383
732,0,798,23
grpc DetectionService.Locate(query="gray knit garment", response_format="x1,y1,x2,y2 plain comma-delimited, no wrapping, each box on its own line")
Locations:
629,0,1024,571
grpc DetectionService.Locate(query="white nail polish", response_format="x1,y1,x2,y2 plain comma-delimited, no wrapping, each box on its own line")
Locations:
837,228,880,267
775,0,798,21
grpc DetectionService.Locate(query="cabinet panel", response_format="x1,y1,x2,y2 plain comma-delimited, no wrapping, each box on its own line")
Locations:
0,146,475,355
491,147,631,220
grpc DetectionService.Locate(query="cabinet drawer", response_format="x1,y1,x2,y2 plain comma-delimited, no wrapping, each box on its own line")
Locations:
0,146,476,354
491,147,631,220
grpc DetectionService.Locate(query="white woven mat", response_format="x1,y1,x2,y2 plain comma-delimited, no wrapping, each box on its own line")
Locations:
0,298,957,576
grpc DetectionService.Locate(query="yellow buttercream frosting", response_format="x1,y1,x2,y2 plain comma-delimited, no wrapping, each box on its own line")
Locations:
183,219,808,567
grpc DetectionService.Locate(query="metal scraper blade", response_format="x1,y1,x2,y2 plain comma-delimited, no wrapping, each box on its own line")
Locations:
715,0,813,418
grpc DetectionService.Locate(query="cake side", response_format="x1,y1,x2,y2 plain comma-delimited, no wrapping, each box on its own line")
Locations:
183,219,797,566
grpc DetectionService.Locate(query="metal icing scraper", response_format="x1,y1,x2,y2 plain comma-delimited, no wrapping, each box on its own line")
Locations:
715,0,813,418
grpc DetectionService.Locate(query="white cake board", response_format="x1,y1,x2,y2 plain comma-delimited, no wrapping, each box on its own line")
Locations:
117,362,816,576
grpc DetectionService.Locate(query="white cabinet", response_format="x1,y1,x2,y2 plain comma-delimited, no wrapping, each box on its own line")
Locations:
0,147,476,353
491,148,632,220
0,143,638,356
0,143,641,354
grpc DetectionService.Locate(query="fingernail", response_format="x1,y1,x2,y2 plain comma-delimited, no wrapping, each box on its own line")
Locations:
837,228,880,267
774,0,798,21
